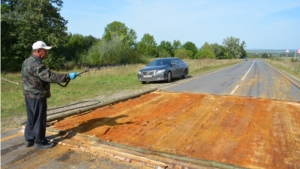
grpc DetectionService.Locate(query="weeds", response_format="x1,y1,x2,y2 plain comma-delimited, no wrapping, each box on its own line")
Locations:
264,58,300,80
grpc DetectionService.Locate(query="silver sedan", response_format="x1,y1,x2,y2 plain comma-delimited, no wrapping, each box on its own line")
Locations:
137,57,189,84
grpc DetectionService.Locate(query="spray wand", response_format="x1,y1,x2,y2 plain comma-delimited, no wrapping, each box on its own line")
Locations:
57,69,89,87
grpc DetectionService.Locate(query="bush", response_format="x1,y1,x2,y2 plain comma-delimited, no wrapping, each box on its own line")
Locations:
44,54,66,70
175,48,193,59
84,37,141,66
158,49,171,58
1,59,22,72
64,61,77,70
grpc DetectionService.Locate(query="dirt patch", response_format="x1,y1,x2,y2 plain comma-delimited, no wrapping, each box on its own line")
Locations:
53,91,300,169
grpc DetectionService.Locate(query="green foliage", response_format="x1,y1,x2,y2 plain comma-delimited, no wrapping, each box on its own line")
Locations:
44,54,66,70
175,48,193,59
64,34,99,62
158,49,172,58
172,40,182,50
102,21,137,48
195,42,215,59
223,36,246,58
182,42,198,58
261,53,269,58
82,45,101,65
240,40,247,58
84,37,140,65
1,57,22,72
1,0,68,72
40,33,99,70
157,41,173,57
211,43,229,59
136,33,158,57
290,58,299,62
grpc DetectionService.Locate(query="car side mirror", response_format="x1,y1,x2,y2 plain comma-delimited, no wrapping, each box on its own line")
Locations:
171,63,175,66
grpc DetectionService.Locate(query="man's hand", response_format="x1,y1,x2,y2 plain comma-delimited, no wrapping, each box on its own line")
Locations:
69,72,80,80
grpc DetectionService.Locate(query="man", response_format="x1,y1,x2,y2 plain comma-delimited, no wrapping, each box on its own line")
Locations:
21,41,79,149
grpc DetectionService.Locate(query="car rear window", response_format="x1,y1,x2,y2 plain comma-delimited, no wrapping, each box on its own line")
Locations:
148,59,170,66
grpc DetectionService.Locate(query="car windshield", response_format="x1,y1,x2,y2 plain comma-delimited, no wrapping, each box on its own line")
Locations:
148,59,170,66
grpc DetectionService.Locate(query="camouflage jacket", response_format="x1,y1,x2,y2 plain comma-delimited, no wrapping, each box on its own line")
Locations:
22,54,70,99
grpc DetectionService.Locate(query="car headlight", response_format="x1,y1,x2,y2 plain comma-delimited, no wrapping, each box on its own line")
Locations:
138,71,142,75
156,69,165,74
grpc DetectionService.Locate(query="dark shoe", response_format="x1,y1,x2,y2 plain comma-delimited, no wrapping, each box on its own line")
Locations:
42,138,51,144
34,142,56,150
25,141,34,147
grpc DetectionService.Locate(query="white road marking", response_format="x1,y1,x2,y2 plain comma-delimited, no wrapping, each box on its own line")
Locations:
230,85,239,95
242,60,255,81
231,60,255,95
161,62,240,90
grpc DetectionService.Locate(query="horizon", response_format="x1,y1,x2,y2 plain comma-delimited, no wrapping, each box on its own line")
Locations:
246,49,298,51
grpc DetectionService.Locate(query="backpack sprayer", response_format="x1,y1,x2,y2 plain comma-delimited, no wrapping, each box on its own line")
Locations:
57,69,89,87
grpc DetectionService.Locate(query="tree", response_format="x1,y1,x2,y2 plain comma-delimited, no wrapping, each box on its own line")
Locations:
222,36,246,59
211,43,228,59
175,48,193,59
157,41,173,57
182,42,198,58
136,33,158,57
261,53,269,58
172,40,182,51
64,34,99,62
85,36,140,65
240,40,247,58
102,21,137,48
1,0,68,71
195,42,215,59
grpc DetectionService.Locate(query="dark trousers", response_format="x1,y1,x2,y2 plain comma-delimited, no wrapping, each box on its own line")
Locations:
24,97,47,143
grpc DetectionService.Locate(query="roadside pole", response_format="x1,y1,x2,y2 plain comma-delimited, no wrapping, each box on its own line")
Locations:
286,49,289,58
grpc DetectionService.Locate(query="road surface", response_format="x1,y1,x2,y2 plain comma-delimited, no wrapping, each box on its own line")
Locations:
163,60,300,101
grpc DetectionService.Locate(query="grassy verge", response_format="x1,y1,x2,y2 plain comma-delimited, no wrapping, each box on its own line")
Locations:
264,58,300,80
1,59,240,131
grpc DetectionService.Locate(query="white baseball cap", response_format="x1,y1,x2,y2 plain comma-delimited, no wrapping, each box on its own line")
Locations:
32,41,52,50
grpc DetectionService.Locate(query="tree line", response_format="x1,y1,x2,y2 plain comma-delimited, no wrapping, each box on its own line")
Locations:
1,0,247,72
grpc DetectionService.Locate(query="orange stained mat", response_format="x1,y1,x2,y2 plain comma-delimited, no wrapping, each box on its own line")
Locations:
53,91,300,169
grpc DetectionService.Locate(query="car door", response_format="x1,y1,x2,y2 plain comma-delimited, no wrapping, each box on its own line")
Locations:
176,59,185,76
176,59,185,77
169,59,177,77
172,59,180,77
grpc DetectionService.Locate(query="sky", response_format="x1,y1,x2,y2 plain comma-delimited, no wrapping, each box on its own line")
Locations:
60,0,300,50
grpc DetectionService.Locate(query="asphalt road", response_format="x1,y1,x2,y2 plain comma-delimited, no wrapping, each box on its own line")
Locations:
2,59,299,169
162,60,300,102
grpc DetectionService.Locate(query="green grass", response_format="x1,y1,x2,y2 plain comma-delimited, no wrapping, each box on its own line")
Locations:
1,59,241,131
1,73,24,118
264,58,300,80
